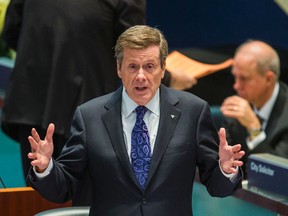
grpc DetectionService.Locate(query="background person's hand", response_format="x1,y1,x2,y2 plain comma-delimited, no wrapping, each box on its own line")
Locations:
169,70,197,90
220,95,261,130
27,123,55,173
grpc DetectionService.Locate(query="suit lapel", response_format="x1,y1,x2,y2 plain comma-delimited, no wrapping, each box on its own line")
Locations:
265,82,286,135
146,85,181,186
102,88,139,188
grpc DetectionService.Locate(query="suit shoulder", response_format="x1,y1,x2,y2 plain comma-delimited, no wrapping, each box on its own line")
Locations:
166,86,207,105
78,92,115,111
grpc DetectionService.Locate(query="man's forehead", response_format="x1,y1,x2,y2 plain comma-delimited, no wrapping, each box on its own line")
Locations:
122,46,160,60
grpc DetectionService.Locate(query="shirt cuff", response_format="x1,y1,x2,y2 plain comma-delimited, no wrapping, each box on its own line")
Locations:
219,160,239,183
33,158,53,178
247,131,266,150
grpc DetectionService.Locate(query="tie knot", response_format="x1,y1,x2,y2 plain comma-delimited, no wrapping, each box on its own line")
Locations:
135,106,148,119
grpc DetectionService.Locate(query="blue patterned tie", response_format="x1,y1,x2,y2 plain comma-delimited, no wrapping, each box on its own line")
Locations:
131,106,151,190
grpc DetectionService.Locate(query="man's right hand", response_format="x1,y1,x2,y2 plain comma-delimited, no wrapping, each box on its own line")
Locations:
27,123,55,173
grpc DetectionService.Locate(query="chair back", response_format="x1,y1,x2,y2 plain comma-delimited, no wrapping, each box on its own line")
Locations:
34,206,90,216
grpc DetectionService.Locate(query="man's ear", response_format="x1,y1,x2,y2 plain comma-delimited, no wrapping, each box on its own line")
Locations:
266,70,275,84
117,61,122,78
161,61,166,78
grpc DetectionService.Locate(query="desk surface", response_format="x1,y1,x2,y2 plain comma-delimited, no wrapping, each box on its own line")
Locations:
194,173,288,216
234,180,288,215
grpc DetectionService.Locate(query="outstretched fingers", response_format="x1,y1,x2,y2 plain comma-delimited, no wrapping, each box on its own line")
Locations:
28,128,40,152
218,127,245,174
231,144,245,159
45,123,55,143
219,127,228,147
32,127,41,142
27,124,55,172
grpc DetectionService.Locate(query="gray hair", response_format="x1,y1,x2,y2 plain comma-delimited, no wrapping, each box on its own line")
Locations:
236,40,280,80
115,25,168,69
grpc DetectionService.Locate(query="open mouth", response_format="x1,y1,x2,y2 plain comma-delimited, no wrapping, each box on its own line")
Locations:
135,87,148,91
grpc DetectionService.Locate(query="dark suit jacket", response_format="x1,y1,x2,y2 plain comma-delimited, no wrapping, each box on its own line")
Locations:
28,85,242,216
1,0,146,139
225,81,288,177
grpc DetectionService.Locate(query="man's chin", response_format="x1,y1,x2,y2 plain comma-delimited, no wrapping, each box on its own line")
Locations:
132,94,152,105
237,93,247,99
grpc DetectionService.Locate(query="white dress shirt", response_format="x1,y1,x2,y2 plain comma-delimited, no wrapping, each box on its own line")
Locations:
121,87,160,162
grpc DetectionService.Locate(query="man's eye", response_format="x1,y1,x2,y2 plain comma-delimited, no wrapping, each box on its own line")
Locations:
128,64,138,71
129,64,136,69
240,77,248,82
144,64,154,72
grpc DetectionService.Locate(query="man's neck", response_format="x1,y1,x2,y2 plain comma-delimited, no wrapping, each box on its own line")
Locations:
254,82,278,109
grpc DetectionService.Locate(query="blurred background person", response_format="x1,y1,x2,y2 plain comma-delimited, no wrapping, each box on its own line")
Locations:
1,0,146,182
221,40,288,177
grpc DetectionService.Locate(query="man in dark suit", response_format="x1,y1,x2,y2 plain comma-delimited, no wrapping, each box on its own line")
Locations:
27,25,244,216
221,40,288,177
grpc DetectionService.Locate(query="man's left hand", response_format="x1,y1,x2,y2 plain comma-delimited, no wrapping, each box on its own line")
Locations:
218,128,245,174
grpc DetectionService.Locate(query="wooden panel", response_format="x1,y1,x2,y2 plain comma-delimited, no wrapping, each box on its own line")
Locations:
0,187,72,216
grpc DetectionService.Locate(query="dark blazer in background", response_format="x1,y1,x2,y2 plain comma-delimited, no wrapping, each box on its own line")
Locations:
225,81,288,176
28,85,242,216
1,0,146,139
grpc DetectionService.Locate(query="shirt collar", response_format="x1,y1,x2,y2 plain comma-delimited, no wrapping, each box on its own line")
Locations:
254,82,279,121
122,87,160,118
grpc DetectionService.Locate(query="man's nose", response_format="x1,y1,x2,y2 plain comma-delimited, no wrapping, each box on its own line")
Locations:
136,68,146,80
233,79,240,91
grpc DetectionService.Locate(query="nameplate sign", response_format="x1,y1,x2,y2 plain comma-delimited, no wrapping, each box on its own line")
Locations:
247,153,288,197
